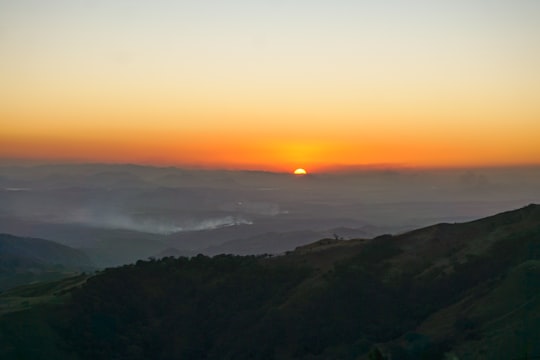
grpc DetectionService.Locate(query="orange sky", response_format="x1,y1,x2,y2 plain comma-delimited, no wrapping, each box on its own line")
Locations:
1,1,539,172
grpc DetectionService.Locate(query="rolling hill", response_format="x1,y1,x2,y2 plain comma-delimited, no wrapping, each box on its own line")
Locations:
0,234,93,291
1,204,539,359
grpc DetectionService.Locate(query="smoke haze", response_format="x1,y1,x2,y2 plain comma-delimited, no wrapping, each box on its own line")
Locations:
1,163,539,266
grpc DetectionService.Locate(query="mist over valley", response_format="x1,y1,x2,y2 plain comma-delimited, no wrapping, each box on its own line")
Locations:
1,164,539,267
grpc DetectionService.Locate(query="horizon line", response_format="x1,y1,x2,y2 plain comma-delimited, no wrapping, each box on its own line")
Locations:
1,158,540,174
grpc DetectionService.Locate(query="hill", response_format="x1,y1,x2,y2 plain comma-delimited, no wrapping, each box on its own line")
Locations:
0,234,93,291
0,204,539,359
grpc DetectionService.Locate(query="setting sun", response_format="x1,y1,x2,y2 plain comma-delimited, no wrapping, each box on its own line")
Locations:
294,168,307,175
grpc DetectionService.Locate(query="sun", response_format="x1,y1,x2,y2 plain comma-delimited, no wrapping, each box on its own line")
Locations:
293,168,307,175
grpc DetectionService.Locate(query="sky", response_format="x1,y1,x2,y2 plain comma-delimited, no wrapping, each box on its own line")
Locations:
1,0,539,172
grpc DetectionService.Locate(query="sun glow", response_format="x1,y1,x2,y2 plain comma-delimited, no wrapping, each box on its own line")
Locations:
294,168,307,175
1,2,539,169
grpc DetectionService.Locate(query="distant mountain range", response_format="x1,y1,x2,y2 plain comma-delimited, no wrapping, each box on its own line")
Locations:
0,215,409,267
0,204,539,359
3,163,540,269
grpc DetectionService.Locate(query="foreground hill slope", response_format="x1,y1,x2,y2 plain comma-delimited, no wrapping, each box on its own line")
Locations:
1,204,539,359
0,234,93,291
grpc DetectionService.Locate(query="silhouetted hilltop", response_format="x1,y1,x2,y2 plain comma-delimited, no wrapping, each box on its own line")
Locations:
1,204,539,359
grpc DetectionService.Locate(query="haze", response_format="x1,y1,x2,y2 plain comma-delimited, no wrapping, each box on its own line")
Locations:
1,1,540,263
0,163,538,266
2,2,540,357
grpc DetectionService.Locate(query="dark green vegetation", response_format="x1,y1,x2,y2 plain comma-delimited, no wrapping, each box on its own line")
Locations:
0,275,89,360
0,234,93,291
1,205,540,359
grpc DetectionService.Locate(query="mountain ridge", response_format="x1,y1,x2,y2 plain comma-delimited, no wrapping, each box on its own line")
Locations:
0,204,539,359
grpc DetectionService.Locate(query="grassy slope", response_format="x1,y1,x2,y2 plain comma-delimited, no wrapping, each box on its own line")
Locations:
0,274,90,359
0,204,539,359
0,233,93,291
416,260,540,360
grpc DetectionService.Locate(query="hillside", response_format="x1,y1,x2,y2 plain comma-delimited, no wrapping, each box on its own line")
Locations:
0,234,93,291
0,204,539,359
